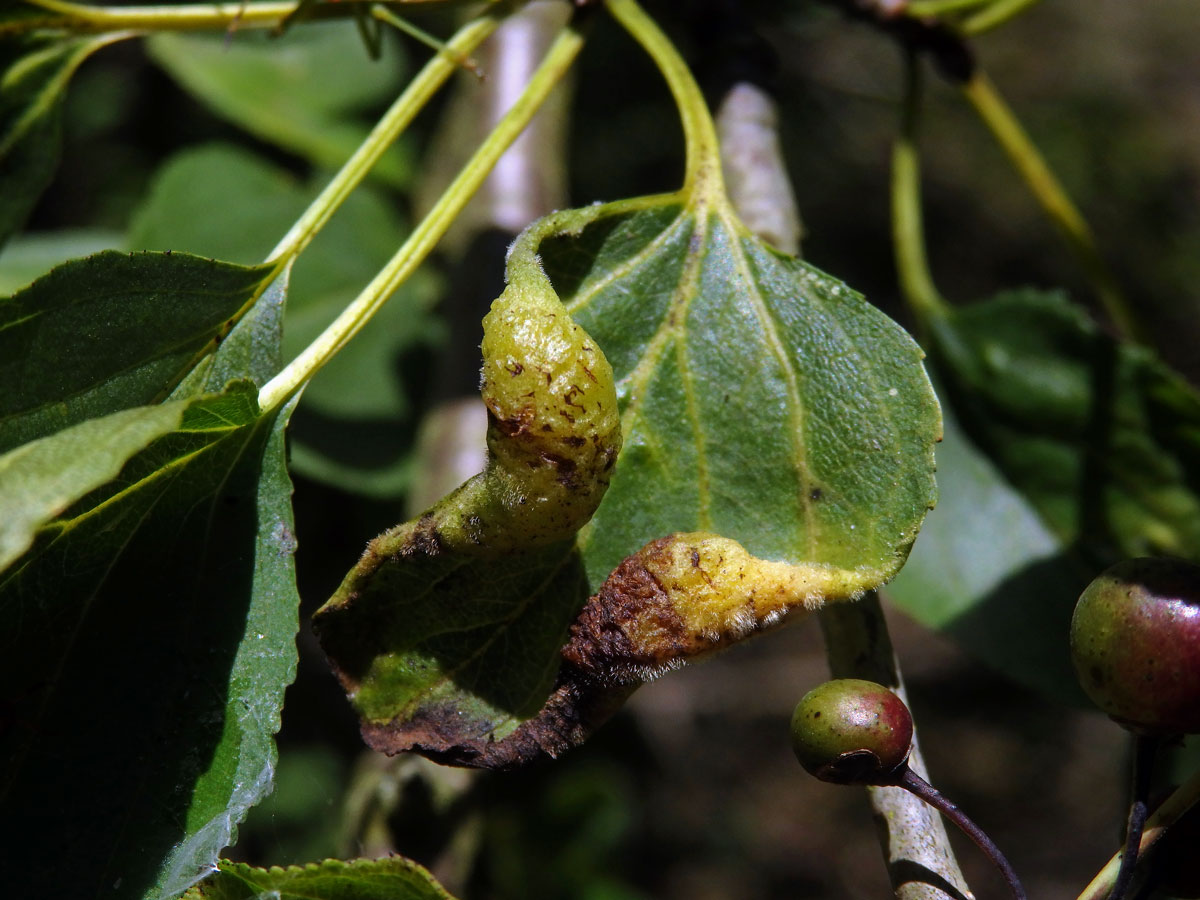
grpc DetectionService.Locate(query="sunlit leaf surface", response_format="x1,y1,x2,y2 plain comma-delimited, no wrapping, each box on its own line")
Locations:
314,193,940,767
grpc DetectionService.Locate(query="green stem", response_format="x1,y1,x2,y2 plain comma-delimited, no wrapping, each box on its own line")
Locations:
605,0,723,200
891,52,949,323
266,7,504,265
372,5,483,77
1077,758,1200,900
905,0,992,16
14,0,458,34
257,15,587,410
961,0,1045,35
961,70,1145,343
18,0,299,31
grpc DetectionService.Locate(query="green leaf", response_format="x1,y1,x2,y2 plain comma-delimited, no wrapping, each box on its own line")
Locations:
1,266,300,899
146,23,412,188
313,193,940,767
0,400,186,571
541,198,941,585
891,287,1200,702
128,143,440,497
127,144,309,265
0,33,121,249
0,249,274,452
886,401,1092,704
927,288,1200,561
0,226,120,294
183,857,455,900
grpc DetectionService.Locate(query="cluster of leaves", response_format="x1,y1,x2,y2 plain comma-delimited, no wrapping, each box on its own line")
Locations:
5,1,1200,899
1,11,434,900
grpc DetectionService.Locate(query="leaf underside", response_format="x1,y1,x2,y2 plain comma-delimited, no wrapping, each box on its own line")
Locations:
314,194,941,768
183,857,454,900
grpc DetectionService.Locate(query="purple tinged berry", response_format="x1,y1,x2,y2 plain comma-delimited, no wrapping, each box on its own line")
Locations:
1070,557,1200,735
790,678,914,785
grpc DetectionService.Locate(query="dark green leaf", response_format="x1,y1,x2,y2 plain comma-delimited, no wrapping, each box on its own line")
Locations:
128,143,440,496
0,33,122,249
891,288,1200,702
0,249,274,452
928,288,1200,562
146,23,411,187
0,380,300,900
183,857,454,900
1,266,300,899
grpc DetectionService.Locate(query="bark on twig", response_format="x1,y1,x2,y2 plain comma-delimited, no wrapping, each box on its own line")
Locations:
820,594,975,900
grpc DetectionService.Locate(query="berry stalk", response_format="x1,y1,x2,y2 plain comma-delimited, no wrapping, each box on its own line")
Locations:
896,767,1028,900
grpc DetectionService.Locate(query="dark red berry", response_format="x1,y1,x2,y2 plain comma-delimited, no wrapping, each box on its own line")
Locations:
1070,557,1200,735
790,679,914,784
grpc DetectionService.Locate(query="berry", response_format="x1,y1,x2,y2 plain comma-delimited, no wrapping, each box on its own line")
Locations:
790,679,913,784
1070,557,1200,735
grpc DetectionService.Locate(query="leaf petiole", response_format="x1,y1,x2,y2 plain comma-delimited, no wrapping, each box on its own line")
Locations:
265,7,504,268
372,4,483,78
960,70,1144,343
167,6,505,398
12,0,461,35
961,0,1045,35
16,0,300,32
905,0,992,16
257,12,588,410
891,51,949,325
605,0,724,202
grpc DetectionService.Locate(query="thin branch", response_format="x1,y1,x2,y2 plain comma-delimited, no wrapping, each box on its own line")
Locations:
960,71,1145,343
961,0,1045,35
891,50,949,324
1107,734,1160,900
14,0,459,34
1077,762,1200,900
819,595,973,900
258,11,587,409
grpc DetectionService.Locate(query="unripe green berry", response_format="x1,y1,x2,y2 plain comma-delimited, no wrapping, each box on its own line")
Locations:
1070,557,1200,735
790,679,914,784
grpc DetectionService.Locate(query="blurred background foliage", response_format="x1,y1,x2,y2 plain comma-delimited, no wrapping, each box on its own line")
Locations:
4,0,1200,897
